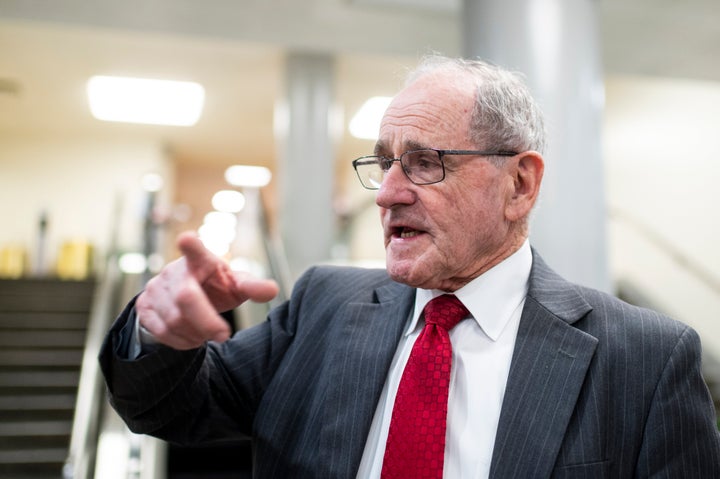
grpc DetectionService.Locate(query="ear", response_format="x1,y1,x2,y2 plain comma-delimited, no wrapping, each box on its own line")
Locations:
505,151,544,222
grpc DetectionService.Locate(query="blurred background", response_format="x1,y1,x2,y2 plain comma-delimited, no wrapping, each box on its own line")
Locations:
1,0,719,478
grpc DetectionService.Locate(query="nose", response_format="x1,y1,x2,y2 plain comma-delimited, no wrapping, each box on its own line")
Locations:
376,161,415,208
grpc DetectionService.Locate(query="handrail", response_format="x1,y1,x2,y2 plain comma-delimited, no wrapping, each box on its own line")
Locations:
63,255,121,479
257,188,293,303
61,188,292,478
609,207,720,296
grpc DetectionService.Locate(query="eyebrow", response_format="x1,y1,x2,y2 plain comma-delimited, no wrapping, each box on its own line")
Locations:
373,139,429,156
373,141,386,156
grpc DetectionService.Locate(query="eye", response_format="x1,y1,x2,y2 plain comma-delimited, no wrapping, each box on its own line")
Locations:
416,158,434,170
407,150,442,170
379,157,394,171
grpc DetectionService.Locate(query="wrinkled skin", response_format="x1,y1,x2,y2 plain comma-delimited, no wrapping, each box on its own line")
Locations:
375,72,544,292
135,232,278,350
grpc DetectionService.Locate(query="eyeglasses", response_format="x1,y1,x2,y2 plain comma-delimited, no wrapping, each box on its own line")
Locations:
351,148,518,190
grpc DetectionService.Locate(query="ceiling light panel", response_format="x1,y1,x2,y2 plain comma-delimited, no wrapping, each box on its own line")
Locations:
87,75,205,126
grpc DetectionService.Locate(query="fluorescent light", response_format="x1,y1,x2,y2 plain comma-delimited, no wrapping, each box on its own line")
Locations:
118,253,147,274
198,222,236,244
225,165,272,188
198,211,238,257
349,96,392,140
211,190,246,213
203,211,238,229
198,233,231,257
87,75,205,126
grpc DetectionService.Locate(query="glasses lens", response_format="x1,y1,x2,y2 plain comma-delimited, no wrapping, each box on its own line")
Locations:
402,150,444,185
354,157,385,189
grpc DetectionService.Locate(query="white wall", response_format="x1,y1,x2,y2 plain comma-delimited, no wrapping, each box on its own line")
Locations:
0,136,173,275
605,75,720,359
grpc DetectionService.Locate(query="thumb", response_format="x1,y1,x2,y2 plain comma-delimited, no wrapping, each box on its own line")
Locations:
233,273,279,303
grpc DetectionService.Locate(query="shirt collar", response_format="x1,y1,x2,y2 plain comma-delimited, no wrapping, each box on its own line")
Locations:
409,240,532,341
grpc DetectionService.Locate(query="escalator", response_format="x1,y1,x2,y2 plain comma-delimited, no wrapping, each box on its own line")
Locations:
0,278,95,479
0,186,294,479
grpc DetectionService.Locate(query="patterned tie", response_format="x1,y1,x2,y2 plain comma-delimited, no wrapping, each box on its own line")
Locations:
381,294,469,479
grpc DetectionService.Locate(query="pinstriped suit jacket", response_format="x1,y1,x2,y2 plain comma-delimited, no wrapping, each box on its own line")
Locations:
100,251,720,478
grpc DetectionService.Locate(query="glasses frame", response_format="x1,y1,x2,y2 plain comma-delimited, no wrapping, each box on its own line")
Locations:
352,148,519,190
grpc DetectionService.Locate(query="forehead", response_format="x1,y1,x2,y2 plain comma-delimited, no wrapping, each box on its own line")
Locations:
377,72,476,153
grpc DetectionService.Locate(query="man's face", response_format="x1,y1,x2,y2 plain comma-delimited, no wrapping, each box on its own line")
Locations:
376,73,519,292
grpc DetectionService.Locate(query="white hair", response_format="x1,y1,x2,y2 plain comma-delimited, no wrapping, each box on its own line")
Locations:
406,55,546,154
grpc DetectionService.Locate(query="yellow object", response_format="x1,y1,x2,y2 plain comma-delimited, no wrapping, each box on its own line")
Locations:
0,245,27,278
57,240,94,280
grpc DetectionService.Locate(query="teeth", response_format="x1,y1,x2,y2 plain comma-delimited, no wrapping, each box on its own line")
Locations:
400,229,419,238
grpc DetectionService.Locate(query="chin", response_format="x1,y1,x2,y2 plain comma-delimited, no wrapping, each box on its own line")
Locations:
386,262,426,288
386,262,410,284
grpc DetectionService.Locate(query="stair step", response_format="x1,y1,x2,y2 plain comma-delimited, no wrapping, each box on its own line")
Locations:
0,447,67,464
0,465,65,479
0,461,65,479
0,312,88,330
0,278,95,296
0,434,69,450
0,350,83,367
0,295,92,313
0,330,86,348
0,420,72,437
0,410,74,423
0,371,79,388
0,394,76,411
0,279,91,479
0,331,86,348
0,277,95,314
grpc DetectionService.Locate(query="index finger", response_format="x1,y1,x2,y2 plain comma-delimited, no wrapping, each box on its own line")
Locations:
176,231,223,282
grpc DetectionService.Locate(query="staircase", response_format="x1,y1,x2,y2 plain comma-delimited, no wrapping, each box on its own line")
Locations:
0,278,95,479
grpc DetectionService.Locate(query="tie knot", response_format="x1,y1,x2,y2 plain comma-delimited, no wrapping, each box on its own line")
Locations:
423,294,469,331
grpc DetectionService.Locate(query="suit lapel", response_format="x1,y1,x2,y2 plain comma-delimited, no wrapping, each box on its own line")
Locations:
490,253,598,478
318,280,415,477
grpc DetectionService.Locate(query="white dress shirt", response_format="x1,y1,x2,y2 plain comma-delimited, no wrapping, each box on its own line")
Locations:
356,240,532,479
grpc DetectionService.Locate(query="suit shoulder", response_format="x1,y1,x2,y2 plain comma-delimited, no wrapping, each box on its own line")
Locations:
293,264,394,302
575,283,693,344
301,264,389,282
528,251,692,343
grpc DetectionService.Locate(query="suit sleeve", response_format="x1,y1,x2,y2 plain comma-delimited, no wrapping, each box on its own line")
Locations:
98,267,318,445
635,326,720,477
98,296,213,441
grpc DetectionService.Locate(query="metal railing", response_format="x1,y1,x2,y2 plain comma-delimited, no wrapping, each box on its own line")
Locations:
62,186,293,479
254,187,292,304
609,207,720,296
63,255,121,479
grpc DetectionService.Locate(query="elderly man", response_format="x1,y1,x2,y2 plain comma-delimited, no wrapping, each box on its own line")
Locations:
100,55,720,478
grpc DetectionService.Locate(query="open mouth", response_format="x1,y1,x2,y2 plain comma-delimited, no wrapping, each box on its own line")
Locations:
394,227,423,239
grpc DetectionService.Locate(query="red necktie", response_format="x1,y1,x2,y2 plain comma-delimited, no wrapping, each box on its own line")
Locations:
381,294,469,479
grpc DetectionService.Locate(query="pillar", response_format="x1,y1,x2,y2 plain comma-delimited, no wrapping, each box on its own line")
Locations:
276,52,336,279
462,0,608,291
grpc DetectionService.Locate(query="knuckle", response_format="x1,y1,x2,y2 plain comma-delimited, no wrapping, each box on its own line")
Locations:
175,284,198,308
163,313,185,331
149,320,169,340
143,276,163,297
